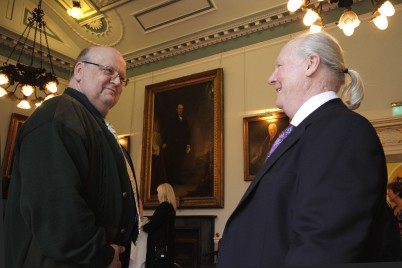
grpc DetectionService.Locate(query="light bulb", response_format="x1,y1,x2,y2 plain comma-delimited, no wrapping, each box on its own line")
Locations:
373,14,388,30
0,73,9,85
67,7,83,18
46,81,58,93
343,27,355,36
310,24,322,33
378,1,395,17
303,9,319,26
287,0,303,12
17,99,31,109
0,86,7,97
21,85,34,96
338,10,360,36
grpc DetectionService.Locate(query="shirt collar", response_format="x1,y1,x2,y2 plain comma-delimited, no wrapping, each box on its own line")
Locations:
291,91,338,127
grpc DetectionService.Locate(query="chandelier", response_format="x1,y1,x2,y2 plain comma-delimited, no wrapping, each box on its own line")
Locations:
67,1,83,19
0,0,59,109
286,0,396,36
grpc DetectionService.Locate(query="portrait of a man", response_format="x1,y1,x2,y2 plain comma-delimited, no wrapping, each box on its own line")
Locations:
141,68,224,209
150,82,214,198
244,114,289,180
162,103,191,185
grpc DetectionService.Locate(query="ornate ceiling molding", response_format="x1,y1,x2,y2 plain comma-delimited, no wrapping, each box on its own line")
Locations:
1,0,400,75
125,2,327,68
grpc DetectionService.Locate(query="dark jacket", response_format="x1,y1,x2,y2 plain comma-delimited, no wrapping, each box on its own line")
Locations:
4,88,139,267
217,98,401,267
143,202,176,268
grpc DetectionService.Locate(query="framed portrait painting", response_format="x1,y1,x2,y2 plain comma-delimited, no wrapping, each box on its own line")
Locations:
2,113,28,199
141,68,224,209
243,112,289,181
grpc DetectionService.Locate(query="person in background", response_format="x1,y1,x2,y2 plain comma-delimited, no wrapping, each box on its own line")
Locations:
162,103,191,185
143,183,177,268
387,180,402,260
4,46,140,268
217,32,401,267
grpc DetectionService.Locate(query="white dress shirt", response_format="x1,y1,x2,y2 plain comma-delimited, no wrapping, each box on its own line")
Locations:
291,91,339,127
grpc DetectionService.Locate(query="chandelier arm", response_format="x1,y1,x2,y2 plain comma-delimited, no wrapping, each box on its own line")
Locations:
5,22,32,65
18,24,34,64
39,23,44,69
42,24,55,74
30,20,40,67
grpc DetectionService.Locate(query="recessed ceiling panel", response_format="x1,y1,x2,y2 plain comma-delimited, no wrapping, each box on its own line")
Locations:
134,0,216,32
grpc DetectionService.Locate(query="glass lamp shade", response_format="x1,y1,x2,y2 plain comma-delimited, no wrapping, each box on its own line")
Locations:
378,1,395,17
342,27,355,36
287,0,303,12
46,81,58,93
21,85,34,97
303,9,319,26
0,73,9,85
0,86,7,97
310,23,322,33
17,99,31,109
373,14,388,30
338,10,360,36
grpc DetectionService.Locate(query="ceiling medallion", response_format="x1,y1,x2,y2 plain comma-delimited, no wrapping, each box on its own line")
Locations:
85,19,104,31
83,17,109,35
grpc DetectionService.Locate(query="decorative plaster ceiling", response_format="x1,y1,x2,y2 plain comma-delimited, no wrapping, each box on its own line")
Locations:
0,0,400,75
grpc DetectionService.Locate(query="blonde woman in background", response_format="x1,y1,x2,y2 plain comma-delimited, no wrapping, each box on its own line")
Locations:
143,183,177,268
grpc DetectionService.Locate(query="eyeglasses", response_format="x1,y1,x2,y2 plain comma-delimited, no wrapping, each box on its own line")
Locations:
82,61,129,86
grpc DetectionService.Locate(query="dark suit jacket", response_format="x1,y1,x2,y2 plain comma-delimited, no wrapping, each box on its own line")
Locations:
4,89,139,268
217,99,400,267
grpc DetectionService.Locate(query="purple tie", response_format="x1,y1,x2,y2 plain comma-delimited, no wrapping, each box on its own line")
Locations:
266,124,295,159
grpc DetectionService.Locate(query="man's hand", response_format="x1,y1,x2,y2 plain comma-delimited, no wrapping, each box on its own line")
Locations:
108,244,125,268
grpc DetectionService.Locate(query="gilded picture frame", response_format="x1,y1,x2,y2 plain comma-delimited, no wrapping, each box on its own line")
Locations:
243,112,289,181
117,135,130,152
141,68,224,209
2,113,28,199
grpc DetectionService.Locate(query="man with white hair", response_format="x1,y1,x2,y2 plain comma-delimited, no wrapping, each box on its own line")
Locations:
217,32,400,267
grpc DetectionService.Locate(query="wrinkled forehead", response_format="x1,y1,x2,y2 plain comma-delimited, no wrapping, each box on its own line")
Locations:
277,38,303,62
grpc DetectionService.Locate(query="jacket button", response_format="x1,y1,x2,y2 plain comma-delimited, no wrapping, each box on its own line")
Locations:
120,228,126,233
122,192,128,197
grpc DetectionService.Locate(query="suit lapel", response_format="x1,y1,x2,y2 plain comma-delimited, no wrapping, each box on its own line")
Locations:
237,125,303,205
236,98,346,208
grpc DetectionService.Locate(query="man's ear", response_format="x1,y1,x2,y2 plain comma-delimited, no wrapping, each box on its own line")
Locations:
305,53,320,76
74,62,84,81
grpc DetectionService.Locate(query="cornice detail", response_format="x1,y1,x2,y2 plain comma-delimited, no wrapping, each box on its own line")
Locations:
125,2,339,68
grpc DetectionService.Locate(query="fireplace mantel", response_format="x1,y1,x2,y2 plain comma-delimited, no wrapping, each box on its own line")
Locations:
174,215,216,268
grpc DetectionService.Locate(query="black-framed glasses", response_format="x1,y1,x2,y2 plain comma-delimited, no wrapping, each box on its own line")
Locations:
82,61,129,86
